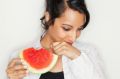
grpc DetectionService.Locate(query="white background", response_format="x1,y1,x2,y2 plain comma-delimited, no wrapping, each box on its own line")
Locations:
0,0,120,79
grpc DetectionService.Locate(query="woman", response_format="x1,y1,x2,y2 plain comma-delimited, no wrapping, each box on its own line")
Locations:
6,0,105,79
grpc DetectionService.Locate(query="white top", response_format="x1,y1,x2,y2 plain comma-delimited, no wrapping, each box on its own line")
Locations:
8,38,106,79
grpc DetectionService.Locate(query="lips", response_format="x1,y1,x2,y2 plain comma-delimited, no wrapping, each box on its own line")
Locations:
66,42,73,45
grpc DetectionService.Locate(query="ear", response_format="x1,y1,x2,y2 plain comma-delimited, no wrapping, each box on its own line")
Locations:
44,12,50,22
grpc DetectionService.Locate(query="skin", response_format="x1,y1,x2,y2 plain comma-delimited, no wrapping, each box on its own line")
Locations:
6,58,28,79
41,8,85,72
6,8,85,78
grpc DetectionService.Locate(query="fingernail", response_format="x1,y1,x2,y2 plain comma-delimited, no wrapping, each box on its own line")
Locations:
22,62,26,66
21,59,26,65
23,65,28,69
20,59,24,62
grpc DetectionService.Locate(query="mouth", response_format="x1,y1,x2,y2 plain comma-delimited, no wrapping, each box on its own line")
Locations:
66,42,73,45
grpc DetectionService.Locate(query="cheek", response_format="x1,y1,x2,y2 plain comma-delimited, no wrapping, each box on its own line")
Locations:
50,19,68,41
76,31,81,38
49,25,67,42
55,29,67,40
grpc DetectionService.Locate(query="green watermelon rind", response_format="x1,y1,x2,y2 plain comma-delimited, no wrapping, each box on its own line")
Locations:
19,51,58,74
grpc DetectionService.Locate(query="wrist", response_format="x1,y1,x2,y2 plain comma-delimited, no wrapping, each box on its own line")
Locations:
70,51,81,60
64,49,81,60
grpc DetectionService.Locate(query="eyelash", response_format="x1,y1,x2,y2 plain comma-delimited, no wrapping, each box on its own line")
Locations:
63,28,70,31
62,27,82,31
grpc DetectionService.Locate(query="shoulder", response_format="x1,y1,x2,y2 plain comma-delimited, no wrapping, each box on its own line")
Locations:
73,40,99,54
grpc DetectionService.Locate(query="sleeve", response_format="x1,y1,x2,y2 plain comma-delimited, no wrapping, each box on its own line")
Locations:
67,44,106,79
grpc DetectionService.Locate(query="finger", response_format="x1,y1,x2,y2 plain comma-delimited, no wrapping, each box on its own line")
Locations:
8,58,22,68
18,73,27,79
8,76,19,79
54,46,67,55
52,42,61,47
14,64,28,70
53,42,66,51
55,49,65,55
6,65,27,75
16,69,28,76
56,45,67,52
8,69,28,77
8,72,27,79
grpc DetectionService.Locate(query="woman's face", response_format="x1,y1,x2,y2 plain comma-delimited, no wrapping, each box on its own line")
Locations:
47,9,85,45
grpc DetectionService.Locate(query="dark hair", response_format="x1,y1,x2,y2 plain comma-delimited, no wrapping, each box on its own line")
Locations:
40,0,90,31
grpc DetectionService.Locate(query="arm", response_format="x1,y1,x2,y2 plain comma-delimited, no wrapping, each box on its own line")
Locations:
68,44,106,79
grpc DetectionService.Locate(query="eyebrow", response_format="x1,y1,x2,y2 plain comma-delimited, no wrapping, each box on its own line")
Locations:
62,24,83,29
62,24,73,27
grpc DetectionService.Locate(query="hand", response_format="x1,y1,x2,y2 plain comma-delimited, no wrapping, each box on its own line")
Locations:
6,58,28,79
51,42,81,60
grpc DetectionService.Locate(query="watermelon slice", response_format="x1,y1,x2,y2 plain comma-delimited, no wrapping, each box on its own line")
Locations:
20,47,58,74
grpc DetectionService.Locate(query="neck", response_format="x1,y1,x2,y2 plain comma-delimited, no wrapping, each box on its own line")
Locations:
40,32,53,49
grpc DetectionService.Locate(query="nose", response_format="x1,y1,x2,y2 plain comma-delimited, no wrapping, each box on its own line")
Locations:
67,32,77,43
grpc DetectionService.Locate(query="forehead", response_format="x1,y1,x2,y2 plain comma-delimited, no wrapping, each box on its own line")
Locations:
55,9,85,28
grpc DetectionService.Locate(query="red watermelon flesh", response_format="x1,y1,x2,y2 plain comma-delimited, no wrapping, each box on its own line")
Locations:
20,47,58,74
23,48,53,69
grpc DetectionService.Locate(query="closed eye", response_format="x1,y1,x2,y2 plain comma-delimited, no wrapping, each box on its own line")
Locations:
62,27,71,31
